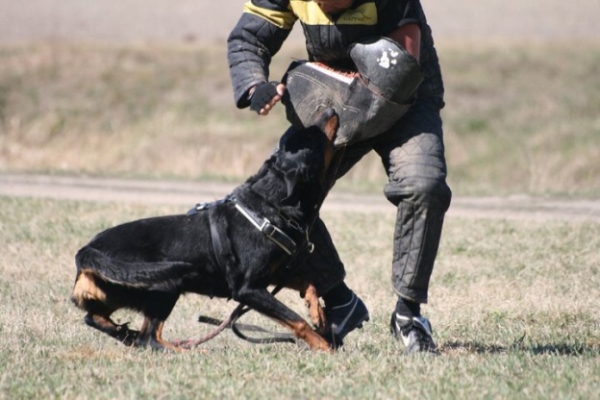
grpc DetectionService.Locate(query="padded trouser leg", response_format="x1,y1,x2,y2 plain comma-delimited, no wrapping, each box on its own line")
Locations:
376,98,451,303
391,199,446,303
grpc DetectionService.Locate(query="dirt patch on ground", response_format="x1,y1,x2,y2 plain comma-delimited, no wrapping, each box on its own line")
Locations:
2,173,599,222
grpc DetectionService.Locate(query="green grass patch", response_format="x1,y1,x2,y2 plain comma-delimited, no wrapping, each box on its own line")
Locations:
1,40,599,196
1,196,599,398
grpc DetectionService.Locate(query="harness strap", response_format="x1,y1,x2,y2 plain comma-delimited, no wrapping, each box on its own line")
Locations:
189,195,309,257
208,203,299,344
208,206,239,274
188,197,302,345
173,205,243,349
187,195,232,216
234,200,298,256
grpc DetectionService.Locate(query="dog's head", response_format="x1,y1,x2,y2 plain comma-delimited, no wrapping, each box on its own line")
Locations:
276,108,339,208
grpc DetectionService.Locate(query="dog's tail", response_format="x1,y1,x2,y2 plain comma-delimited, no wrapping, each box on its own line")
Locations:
71,246,195,308
74,246,195,288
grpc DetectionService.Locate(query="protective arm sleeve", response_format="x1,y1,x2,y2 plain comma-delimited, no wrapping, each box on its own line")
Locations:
379,0,422,33
227,0,296,109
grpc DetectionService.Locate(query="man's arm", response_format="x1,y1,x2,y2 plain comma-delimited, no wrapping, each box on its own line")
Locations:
387,23,421,62
227,1,297,109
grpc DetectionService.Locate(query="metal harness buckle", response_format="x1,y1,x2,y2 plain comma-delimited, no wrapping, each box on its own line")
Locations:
234,201,298,256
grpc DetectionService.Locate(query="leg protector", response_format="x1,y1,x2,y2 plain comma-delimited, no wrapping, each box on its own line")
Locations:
376,98,451,303
390,193,448,303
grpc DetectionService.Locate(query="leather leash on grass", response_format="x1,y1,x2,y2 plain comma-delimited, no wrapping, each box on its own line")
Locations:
173,292,297,349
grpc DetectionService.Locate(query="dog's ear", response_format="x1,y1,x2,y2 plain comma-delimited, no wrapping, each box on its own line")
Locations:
280,147,320,206
281,169,301,205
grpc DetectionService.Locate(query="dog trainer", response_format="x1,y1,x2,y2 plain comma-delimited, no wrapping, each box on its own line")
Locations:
227,0,451,353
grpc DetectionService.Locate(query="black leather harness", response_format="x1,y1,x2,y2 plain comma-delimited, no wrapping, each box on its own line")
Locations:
182,150,344,346
185,194,315,345
187,195,313,258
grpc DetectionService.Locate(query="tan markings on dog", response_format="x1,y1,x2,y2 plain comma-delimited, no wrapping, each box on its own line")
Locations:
322,112,339,172
154,322,186,353
284,319,332,353
323,112,339,142
90,314,118,331
71,270,106,307
283,281,328,335
303,284,327,334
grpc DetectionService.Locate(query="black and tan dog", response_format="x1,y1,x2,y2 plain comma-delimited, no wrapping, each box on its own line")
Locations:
71,110,339,352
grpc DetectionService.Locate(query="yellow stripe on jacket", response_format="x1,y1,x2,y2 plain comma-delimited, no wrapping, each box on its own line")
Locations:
290,1,377,26
243,1,378,28
243,2,297,29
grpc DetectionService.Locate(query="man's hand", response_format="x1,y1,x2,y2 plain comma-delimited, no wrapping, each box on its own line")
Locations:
249,82,286,115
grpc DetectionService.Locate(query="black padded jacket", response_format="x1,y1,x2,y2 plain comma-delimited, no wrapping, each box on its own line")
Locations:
227,0,444,108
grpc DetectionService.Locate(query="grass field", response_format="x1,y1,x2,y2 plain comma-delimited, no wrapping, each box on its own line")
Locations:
2,3,599,398
1,40,599,196
1,196,599,398
1,20,600,399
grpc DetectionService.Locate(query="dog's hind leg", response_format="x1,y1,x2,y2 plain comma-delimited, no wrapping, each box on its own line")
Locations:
84,312,140,346
72,272,140,345
133,292,184,351
134,317,188,352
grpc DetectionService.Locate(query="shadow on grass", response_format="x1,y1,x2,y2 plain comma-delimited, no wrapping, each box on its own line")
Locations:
441,341,600,356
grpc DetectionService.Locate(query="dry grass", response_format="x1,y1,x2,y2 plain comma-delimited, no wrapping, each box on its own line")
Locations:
1,196,599,398
0,43,285,181
441,39,600,196
1,40,599,195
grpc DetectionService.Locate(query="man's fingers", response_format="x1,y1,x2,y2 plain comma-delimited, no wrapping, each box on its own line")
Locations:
276,83,286,96
259,94,282,115
270,95,282,106
250,82,281,114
